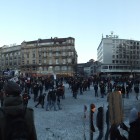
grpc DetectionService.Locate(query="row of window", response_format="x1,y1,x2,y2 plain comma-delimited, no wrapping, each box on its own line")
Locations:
22,66,72,71
21,58,72,65
112,55,140,59
112,60,139,64
21,51,74,59
102,65,140,70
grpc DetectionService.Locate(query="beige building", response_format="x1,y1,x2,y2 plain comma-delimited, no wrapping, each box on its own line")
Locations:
20,37,77,76
0,44,21,72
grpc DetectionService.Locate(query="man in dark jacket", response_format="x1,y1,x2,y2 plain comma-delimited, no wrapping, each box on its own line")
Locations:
96,106,104,140
120,107,140,140
90,103,96,140
35,93,46,108
0,81,37,140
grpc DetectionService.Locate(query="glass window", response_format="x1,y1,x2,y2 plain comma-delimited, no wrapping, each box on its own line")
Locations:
44,59,46,63
33,60,36,64
49,59,52,64
56,59,59,64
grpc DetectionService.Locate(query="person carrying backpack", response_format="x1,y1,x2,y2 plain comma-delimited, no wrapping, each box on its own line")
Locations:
0,81,37,140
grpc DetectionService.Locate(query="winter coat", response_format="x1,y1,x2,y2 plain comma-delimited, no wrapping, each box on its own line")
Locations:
129,119,140,140
96,107,104,130
94,84,98,91
90,112,95,132
134,86,139,93
0,96,37,140
106,107,109,126
128,108,140,140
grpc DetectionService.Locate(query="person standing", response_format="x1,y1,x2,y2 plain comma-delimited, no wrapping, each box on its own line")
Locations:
96,106,104,140
134,82,139,100
105,105,110,140
0,81,37,140
94,83,98,97
90,103,96,140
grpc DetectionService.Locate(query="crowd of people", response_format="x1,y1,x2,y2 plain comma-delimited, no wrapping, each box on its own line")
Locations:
0,74,139,140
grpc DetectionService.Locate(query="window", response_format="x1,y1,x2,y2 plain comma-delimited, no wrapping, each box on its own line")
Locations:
39,60,41,64
63,59,66,64
109,66,112,69
112,60,115,63
56,52,59,56
27,54,29,58
27,60,29,64
61,66,67,70
49,59,52,64
55,66,60,70
102,66,108,69
49,52,52,57
56,59,59,64
44,59,46,63
44,52,46,57
33,60,36,64
39,54,41,58
33,53,35,58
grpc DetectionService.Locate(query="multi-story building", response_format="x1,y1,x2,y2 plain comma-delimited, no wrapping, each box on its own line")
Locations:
97,32,140,77
20,37,77,76
0,44,21,73
0,37,77,77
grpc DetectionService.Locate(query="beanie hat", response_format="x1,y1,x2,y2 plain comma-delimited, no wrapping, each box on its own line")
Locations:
3,81,21,96
129,107,138,123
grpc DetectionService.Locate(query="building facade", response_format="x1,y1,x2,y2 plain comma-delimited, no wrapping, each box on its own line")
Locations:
0,37,77,77
0,44,21,73
97,32,140,77
20,37,77,76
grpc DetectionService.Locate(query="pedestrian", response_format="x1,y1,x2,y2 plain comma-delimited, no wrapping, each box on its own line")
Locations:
96,106,104,140
35,93,46,108
134,83,139,100
120,107,140,140
0,81,37,140
46,90,52,111
105,105,110,140
94,83,98,97
50,89,57,111
90,103,96,140
0,90,4,107
22,91,30,107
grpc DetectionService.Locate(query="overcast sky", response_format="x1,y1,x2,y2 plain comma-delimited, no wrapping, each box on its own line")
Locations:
0,0,140,63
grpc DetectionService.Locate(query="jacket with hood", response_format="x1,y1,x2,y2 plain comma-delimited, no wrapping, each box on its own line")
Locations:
96,107,104,130
0,96,37,140
128,107,140,140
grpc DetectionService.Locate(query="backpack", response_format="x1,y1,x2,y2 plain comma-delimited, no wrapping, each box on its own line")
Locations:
2,109,29,140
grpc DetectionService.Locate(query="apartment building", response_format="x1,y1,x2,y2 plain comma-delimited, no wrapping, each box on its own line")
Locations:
0,44,21,73
20,37,77,76
0,37,77,77
97,32,140,77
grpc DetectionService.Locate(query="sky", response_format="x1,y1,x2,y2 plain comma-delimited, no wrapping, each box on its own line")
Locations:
0,0,140,63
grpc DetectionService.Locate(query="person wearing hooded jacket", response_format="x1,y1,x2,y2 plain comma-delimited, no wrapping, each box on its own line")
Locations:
120,107,140,140
0,81,37,140
96,106,104,140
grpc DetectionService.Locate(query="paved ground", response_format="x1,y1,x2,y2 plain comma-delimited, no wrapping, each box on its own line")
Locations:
27,83,140,140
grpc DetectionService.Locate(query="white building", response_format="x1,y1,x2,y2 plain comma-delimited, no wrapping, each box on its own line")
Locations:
97,32,140,77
